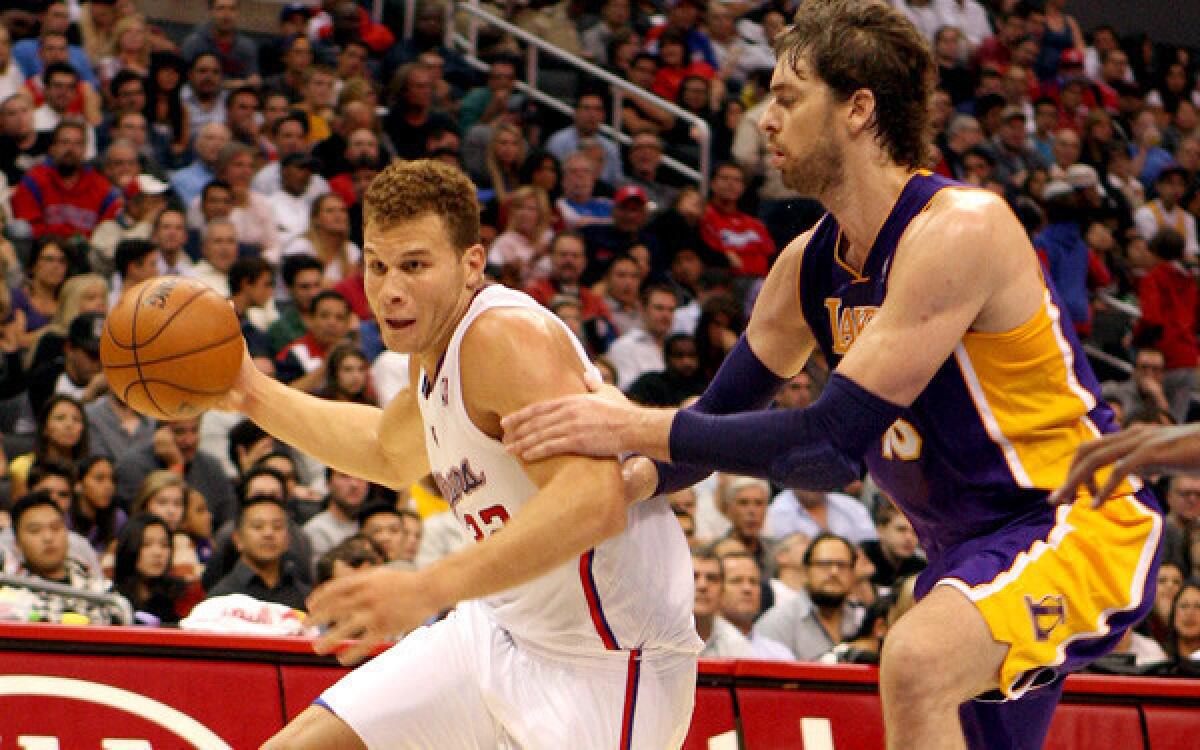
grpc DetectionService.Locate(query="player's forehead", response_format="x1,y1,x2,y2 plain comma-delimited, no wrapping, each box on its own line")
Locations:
364,214,456,261
770,54,817,93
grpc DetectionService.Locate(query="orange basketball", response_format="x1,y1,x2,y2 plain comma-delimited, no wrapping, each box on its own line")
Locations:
100,277,243,421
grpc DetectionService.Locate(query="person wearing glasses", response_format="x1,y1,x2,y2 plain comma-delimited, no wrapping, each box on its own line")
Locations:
753,532,865,661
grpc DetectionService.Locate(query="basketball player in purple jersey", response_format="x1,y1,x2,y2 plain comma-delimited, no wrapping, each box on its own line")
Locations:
503,2,1163,748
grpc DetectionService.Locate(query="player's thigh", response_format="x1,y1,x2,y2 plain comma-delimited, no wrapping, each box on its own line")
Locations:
318,604,506,750
498,650,698,750
881,584,1008,704
262,704,365,750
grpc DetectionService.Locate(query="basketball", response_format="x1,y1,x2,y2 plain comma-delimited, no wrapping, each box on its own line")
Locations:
100,277,244,421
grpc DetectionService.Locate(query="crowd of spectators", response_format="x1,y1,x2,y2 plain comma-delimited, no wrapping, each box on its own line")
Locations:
0,0,1198,674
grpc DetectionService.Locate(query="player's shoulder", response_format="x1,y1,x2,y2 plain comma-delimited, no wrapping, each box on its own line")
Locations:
922,186,1016,234
463,304,567,357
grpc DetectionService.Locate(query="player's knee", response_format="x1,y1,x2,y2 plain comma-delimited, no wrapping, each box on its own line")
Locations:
880,623,959,704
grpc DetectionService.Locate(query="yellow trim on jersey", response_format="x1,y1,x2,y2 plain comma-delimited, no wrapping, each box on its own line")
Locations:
939,493,1161,698
955,290,1121,491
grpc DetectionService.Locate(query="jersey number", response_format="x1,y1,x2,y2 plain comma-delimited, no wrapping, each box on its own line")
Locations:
881,419,922,461
464,505,511,541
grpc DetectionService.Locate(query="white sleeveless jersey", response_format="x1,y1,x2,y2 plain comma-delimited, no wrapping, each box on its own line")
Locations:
417,285,701,659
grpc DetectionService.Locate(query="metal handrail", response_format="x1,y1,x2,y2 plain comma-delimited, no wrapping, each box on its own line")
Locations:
1097,290,1141,320
445,0,712,195
0,573,135,625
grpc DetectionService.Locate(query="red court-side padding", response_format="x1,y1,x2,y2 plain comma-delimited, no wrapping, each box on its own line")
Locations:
282,663,360,719
1143,705,1200,750
1044,703,1144,749
682,660,738,750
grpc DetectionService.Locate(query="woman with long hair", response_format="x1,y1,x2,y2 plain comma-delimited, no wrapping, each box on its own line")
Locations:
97,15,151,93
694,295,745,384
10,236,72,349
319,344,377,405
71,454,125,555
518,150,562,204
130,471,202,582
113,514,199,625
144,51,190,166
1166,579,1200,662
477,123,526,206
9,395,89,497
488,186,554,286
181,487,214,566
282,193,361,285
24,273,108,371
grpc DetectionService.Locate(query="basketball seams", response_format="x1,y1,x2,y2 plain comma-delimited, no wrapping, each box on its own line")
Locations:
132,285,213,348
130,281,167,417
102,330,244,369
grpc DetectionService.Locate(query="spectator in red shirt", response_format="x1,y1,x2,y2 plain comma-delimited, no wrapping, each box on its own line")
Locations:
700,162,775,278
524,231,615,352
11,120,120,240
1134,228,1198,423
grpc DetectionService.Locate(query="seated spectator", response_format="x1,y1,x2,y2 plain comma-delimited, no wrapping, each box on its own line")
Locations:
182,486,215,569
11,235,72,351
9,394,90,497
263,34,311,105
202,464,314,590
623,132,679,212
626,333,706,407
581,185,659,286
358,500,408,567
719,551,794,660
26,310,107,419
189,218,239,297
545,93,622,188
765,487,878,546
0,91,52,187
770,532,811,606
130,470,201,582
819,595,891,665
206,494,309,611
267,152,325,246
1,491,121,624
114,416,236,530
181,0,259,89
456,55,520,135
282,193,361,286
69,455,125,557
754,533,867,661
1165,579,1200,663
11,121,120,240
1132,229,1197,423
1,459,103,579
169,122,230,209
693,550,757,658
1102,348,1172,426
113,513,202,625
1143,562,1185,646
269,255,325,356
1161,478,1200,574
276,289,355,390
318,345,376,405
303,467,369,560
85,388,154,467
471,123,526,207
33,63,97,159
555,152,613,231
858,501,925,593
315,534,382,584
383,63,456,162
110,238,162,305
1134,165,1198,262
717,477,776,578
608,282,677,389
700,162,776,279
524,232,615,352
89,173,170,277
228,256,275,363
652,29,717,105
488,186,554,287
597,253,641,337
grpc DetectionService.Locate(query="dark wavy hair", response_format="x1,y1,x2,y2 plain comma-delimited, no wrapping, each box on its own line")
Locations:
113,513,187,623
776,0,935,168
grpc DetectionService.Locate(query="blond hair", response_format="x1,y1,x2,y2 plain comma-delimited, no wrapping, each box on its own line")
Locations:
485,123,526,206
502,185,552,240
132,470,188,518
363,160,480,252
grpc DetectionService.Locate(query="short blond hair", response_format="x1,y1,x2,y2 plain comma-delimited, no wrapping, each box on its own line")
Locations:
364,159,480,253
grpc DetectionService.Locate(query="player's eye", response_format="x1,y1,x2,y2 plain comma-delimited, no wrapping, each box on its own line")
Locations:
400,260,427,273
368,260,388,275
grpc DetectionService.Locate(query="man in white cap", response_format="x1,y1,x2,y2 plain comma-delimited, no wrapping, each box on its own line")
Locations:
88,172,171,276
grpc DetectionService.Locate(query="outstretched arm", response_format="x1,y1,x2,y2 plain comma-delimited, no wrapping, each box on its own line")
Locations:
307,309,627,664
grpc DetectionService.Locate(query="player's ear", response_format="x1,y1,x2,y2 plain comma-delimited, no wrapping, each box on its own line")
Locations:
844,87,877,137
462,242,487,288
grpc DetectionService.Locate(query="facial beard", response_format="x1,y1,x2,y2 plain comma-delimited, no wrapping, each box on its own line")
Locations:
56,158,79,177
809,588,848,609
779,111,845,198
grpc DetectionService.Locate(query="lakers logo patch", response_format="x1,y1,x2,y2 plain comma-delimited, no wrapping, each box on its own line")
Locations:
1025,594,1067,642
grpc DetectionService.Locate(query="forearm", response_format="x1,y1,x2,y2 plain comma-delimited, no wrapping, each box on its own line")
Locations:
241,371,406,487
423,458,625,608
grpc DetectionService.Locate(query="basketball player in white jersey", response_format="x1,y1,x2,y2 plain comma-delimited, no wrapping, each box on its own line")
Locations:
218,159,701,749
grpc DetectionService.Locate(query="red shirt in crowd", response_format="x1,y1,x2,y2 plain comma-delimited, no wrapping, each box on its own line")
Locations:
700,204,776,278
11,162,121,239
1136,260,1199,369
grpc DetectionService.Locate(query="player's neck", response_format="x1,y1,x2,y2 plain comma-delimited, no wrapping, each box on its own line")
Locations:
823,161,914,271
416,287,479,375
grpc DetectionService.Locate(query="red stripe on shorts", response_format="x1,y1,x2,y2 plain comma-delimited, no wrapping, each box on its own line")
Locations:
620,648,642,750
579,549,619,650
